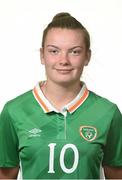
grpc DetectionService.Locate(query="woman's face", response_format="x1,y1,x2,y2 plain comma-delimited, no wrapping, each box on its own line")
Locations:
41,28,91,86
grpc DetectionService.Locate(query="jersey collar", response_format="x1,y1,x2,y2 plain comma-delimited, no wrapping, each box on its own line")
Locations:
32,81,89,114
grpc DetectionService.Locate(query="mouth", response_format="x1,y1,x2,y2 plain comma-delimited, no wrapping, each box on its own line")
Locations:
55,68,73,71
55,69,73,74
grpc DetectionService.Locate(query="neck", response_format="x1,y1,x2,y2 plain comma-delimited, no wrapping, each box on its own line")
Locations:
41,80,82,110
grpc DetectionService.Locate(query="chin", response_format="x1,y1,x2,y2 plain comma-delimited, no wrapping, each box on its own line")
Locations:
53,78,78,86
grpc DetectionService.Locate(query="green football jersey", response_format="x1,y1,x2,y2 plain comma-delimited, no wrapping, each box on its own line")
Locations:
0,82,122,179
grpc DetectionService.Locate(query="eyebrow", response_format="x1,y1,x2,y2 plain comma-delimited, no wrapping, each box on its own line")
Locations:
46,45,60,49
46,45,83,50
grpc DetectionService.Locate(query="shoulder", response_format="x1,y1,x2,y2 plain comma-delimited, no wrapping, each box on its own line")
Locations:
87,91,122,131
89,90,116,106
88,91,120,114
2,90,34,113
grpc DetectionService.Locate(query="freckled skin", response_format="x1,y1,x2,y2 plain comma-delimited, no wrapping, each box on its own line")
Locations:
40,28,91,86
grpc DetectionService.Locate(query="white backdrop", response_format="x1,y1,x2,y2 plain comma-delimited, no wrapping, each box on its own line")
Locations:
0,0,122,178
0,0,122,112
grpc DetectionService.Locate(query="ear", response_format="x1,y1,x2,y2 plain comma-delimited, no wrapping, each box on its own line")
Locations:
40,48,45,65
84,49,91,66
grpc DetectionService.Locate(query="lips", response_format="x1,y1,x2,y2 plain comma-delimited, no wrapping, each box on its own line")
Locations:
55,68,73,74
55,69,73,71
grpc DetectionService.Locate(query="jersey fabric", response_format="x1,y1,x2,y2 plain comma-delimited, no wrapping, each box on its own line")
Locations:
0,81,122,179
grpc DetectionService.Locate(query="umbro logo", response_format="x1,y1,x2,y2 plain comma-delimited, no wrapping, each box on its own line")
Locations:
28,128,42,137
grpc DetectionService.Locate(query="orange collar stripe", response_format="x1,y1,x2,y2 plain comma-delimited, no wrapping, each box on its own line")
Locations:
33,87,49,112
68,88,89,112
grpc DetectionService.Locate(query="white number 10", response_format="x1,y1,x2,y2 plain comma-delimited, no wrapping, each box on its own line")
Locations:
48,143,79,174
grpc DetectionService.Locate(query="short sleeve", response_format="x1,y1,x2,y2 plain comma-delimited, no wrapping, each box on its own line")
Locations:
102,105,122,167
0,103,19,167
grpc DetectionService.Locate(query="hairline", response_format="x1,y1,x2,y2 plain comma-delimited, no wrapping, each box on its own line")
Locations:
42,27,90,49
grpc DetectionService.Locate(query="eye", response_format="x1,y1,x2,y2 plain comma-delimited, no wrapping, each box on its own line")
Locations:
70,49,81,56
48,49,59,55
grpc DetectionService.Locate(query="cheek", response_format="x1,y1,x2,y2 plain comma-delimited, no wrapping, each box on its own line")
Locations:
72,58,84,68
43,54,57,65
42,56,51,66
75,55,88,67
43,59,56,70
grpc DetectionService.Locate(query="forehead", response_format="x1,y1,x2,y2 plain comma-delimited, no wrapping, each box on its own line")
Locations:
44,28,86,47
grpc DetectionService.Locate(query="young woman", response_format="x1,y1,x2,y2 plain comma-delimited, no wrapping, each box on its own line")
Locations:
0,12,122,179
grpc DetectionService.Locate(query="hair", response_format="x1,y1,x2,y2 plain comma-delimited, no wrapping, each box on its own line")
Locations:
42,12,90,50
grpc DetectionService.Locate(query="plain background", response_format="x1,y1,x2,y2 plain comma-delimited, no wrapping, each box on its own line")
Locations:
0,0,122,178
0,0,122,112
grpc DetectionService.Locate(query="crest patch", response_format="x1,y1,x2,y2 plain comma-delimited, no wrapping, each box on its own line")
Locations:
80,126,97,141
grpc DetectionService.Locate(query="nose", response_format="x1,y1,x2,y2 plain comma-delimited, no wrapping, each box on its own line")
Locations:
59,52,70,65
